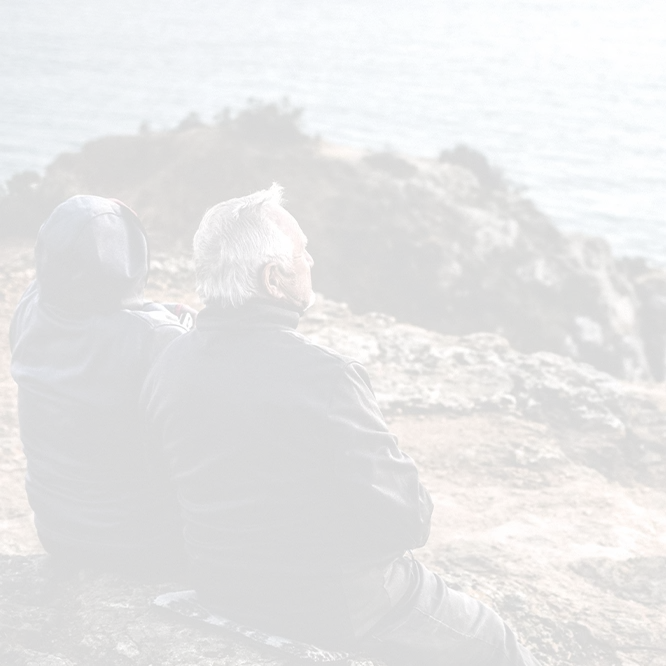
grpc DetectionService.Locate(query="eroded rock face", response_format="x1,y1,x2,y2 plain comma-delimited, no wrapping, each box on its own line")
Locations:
635,270,666,381
308,155,654,383
2,105,665,380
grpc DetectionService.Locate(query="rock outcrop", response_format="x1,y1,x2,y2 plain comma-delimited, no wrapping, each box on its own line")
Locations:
147,252,666,488
634,270,666,382
305,299,629,423
1,242,665,666
1,104,665,381
301,298,666,488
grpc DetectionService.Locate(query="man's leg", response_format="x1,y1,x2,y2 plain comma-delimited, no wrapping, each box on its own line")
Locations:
358,556,541,666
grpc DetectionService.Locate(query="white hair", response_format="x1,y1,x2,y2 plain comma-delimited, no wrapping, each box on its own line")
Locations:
193,184,294,307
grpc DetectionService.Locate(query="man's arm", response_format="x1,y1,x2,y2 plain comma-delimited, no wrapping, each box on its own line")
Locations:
327,360,433,558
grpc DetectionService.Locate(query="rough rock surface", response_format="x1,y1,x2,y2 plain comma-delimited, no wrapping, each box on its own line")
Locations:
0,555,319,666
2,105,666,381
305,300,635,424
1,242,665,666
635,270,666,382
301,298,666,489
569,556,666,607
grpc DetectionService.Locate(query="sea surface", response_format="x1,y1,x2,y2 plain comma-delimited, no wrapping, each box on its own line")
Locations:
1,0,664,262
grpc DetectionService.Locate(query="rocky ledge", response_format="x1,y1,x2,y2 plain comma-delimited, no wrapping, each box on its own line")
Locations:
1,243,665,666
2,104,666,381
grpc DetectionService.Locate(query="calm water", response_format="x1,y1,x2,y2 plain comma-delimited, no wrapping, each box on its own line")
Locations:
1,0,665,261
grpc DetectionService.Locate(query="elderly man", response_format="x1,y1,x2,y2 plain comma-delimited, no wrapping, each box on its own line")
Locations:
11,195,188,574
143,185,540,665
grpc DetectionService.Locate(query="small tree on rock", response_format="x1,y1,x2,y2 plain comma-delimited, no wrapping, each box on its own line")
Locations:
215,96,310,143
175,111,205,132
439,143,507,190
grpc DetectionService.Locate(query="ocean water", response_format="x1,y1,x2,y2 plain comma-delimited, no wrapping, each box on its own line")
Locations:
1,0,664,262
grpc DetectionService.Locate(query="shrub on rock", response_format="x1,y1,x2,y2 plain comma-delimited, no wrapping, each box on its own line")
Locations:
363,150,418,178
439,143,507,190
215,96,310,143
175,111,205,132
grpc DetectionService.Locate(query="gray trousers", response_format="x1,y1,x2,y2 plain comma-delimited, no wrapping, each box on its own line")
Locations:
356,556,541,666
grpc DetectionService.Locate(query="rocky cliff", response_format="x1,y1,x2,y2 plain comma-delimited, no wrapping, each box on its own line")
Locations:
2,104,665,381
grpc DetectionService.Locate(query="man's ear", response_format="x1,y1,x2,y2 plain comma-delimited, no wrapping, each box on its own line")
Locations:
261,262,284,299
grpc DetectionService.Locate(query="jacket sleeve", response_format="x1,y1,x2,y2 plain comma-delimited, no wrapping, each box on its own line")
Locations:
326,360,433,558
9,281,39,353
130,305,188,370
136,318,188,515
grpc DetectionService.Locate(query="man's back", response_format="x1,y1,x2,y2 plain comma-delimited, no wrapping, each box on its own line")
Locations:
146,185,541,664
143,300,432,643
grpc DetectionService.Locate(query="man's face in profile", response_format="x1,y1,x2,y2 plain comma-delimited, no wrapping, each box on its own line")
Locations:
272,205,315,311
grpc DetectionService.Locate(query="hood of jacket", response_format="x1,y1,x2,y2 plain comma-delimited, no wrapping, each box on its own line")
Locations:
35,195,149,314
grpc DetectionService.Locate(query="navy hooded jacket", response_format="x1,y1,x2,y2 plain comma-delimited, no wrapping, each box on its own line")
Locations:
142,299,433,642
10,195,186,563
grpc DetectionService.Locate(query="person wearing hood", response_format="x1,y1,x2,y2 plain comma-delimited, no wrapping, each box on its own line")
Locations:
10,195,190,574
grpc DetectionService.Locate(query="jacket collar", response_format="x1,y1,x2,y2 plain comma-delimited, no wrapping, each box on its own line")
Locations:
196,299,300,332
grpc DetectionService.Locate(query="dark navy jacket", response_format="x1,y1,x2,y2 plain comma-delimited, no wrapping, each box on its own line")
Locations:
142,299,433,643
10,195,186,564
